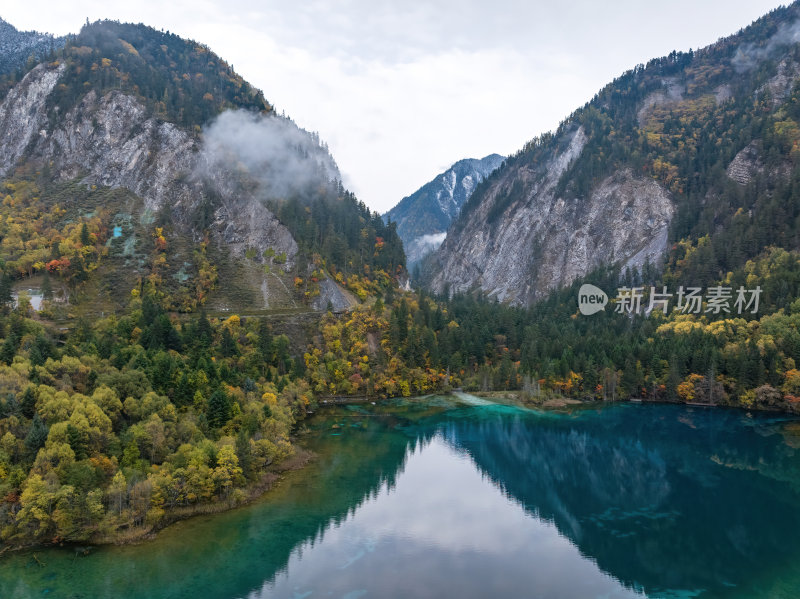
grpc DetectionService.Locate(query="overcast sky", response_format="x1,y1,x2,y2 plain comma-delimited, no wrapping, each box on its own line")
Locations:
1,1,790,213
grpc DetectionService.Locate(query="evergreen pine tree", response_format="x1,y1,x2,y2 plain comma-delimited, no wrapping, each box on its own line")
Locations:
24,414,48,453
208,389,232,428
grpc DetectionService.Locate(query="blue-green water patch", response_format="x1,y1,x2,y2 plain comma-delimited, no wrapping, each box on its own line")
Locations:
3,399,800,598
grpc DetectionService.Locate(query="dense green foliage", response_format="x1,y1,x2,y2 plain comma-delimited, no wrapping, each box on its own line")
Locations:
0,295,309,545
302,242,799,412
269,182,406,288
6,242,800,545
45,20,269,129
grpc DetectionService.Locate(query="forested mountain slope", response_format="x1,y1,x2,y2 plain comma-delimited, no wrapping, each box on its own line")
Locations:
427,3,800,305
0,17,410,547
0,19,404,313
0,17,63,78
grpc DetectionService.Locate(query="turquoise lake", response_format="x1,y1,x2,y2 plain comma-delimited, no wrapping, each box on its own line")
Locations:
3,395,800,598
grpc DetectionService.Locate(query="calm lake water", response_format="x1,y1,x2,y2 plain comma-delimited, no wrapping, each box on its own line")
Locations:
3,395,800,598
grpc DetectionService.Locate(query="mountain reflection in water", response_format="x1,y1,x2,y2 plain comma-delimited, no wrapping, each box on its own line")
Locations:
2,398,800,599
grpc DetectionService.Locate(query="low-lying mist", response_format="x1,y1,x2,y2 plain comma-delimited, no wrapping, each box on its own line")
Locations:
199,109,340,200
732,18,800,72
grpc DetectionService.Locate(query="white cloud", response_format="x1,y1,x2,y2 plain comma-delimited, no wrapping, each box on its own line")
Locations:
0,0,789,212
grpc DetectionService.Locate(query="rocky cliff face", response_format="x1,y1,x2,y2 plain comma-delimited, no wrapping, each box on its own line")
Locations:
428,128,673,304
427,3,800,305
384,154,504,270
0,61,350,308
0,62,301,262
0,18,396,315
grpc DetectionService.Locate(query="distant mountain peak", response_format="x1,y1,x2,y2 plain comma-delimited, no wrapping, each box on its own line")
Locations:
384,153,504,271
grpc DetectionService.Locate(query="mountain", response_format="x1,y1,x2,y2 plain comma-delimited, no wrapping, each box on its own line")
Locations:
0,18,410,549
383,154,503,271
0,19,404,314
0,17,64,77
426,3,800,305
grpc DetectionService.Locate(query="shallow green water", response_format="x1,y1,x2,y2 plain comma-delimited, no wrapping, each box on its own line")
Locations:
3,396,800,598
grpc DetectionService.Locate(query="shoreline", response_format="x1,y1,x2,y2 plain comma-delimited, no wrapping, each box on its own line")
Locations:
6,390,799,555
470,390,800,415
0,447,316,555
471,390,587,410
